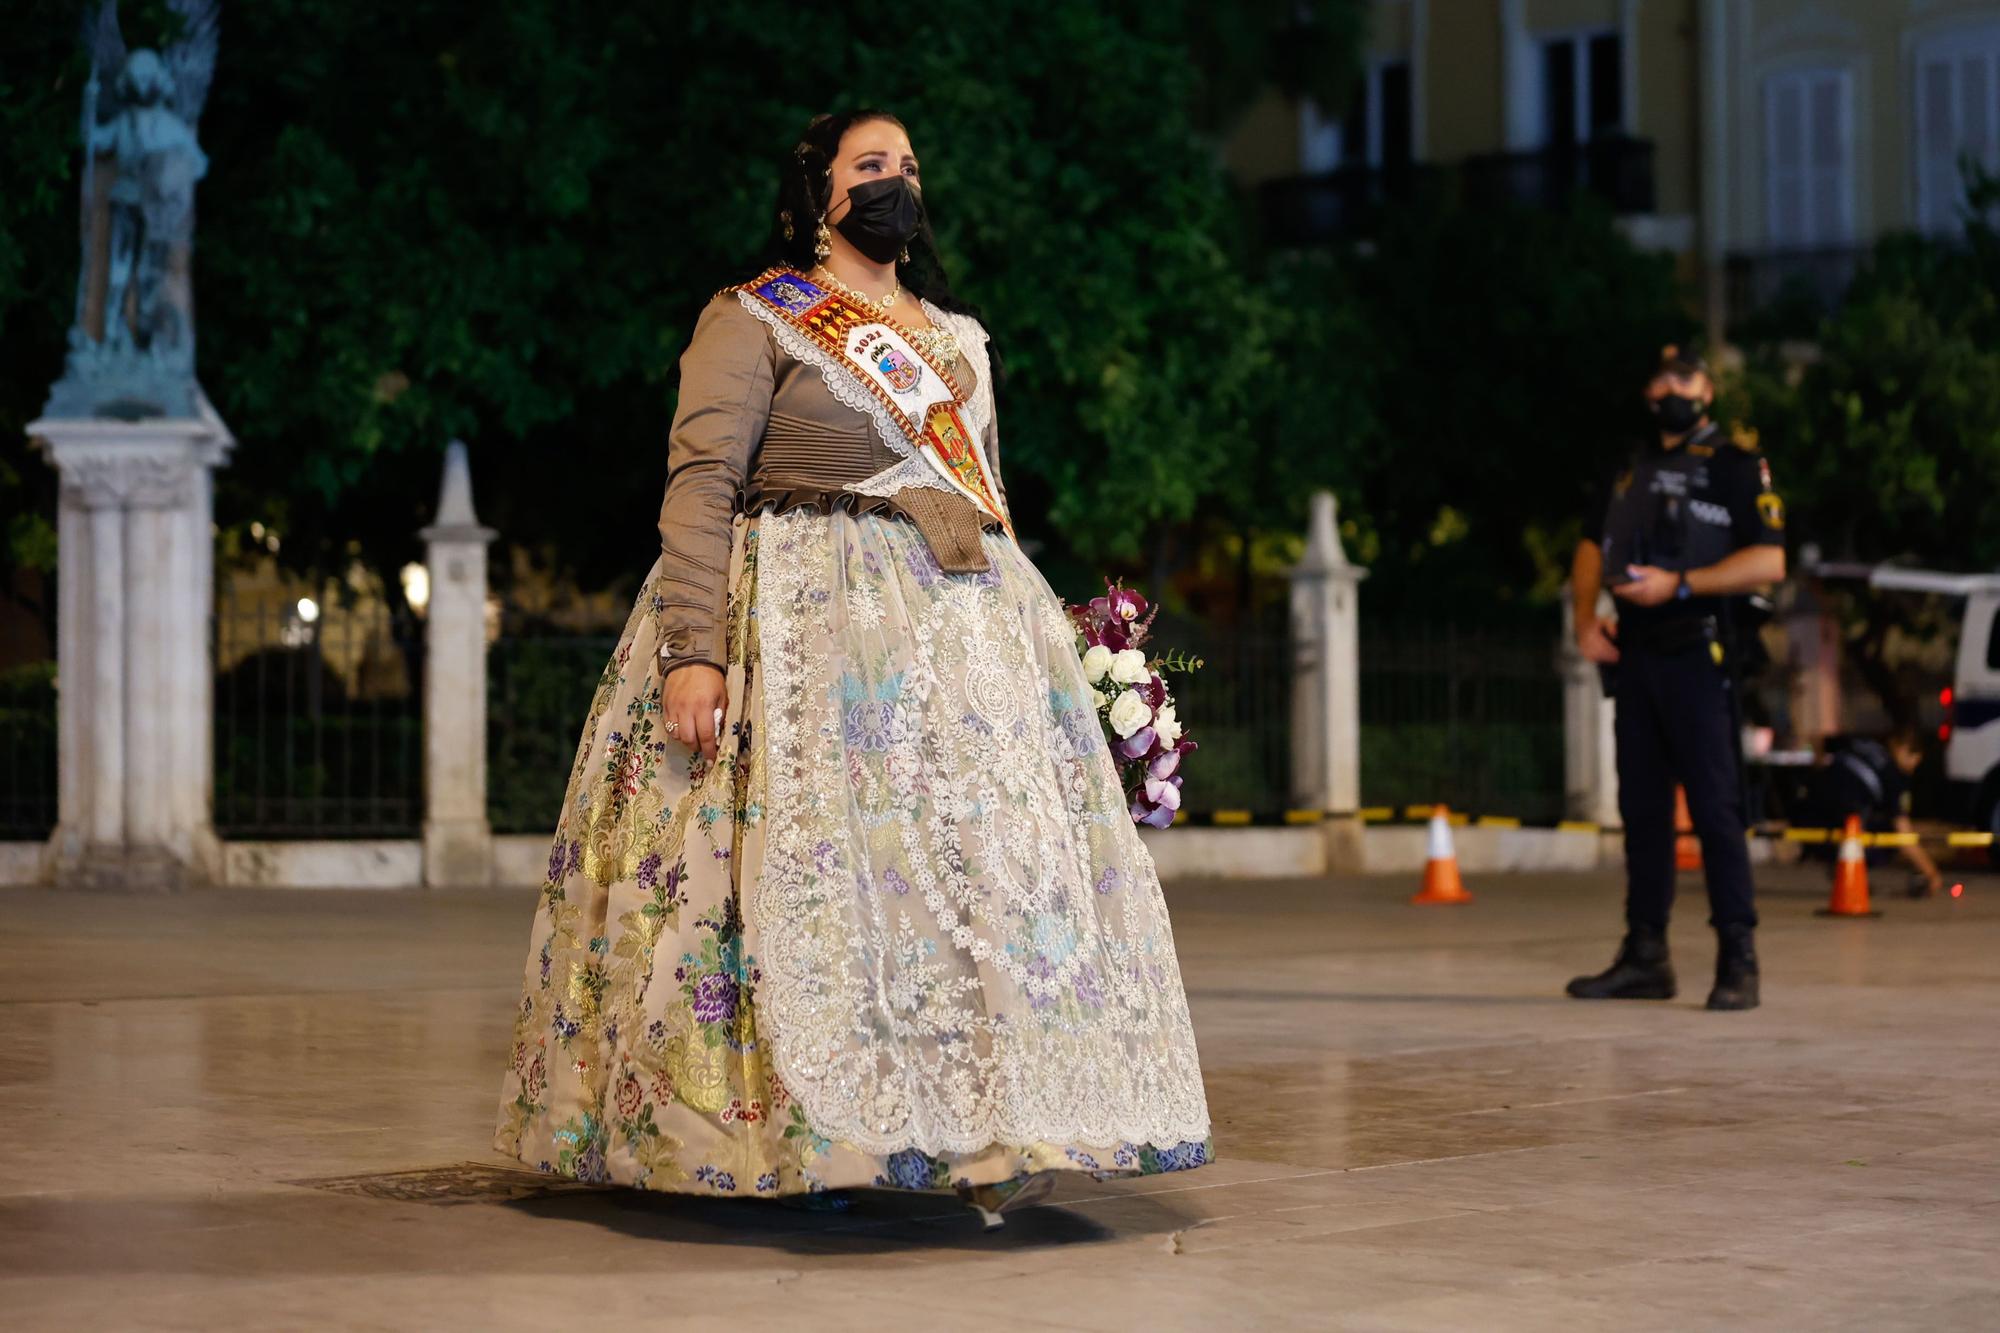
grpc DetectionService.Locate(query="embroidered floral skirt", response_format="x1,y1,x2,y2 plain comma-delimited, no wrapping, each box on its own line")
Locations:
494,507,1212,1197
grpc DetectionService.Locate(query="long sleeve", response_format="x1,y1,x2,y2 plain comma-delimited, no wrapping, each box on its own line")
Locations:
655,292,774,675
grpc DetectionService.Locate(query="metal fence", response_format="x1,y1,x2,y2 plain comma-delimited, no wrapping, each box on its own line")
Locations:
213,595,424,837
1150,611,1293,818
1359,618,1566,822
0,663,57,840
481,612,1298,829
487,633,617,834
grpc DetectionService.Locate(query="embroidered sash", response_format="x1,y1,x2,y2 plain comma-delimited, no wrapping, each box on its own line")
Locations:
738,267,1012,534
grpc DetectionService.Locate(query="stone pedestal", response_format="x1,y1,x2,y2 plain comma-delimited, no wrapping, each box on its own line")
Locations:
1560,586,1620,829
1289,490,1368,817
420,441,497,888
29,396,234,889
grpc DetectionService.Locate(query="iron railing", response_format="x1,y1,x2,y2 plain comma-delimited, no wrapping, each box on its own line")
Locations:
0,663,57,840
481,619,1298,828
1461,136,1657,214
1723,246,1868,327
1257,163,1445,246
213,595,424,837
487,633,617,835
1148,612,1293,818
1359,619,1566,822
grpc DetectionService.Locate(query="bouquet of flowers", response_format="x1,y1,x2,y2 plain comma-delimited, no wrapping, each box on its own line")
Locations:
1067,579,1201,829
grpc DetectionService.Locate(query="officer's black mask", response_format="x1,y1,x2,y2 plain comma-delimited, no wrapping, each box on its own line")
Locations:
1651,393,1708,435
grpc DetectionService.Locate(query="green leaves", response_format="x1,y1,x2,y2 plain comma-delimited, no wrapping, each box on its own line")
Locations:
1,1,1367,590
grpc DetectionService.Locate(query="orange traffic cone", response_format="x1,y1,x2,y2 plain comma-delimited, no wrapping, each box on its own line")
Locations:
1674,786,1702,871
1817,814,1882,918
1412,804,1472,905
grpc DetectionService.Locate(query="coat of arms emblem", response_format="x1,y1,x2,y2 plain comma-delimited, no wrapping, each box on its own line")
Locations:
874,343,923,394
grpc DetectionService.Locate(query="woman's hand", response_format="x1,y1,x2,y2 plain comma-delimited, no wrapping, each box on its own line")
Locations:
663,662,725,763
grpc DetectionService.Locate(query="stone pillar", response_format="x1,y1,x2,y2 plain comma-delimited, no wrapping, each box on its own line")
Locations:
420,441,497,888
29,396,234,889
1289,490,1368,818
1559,584,1620,828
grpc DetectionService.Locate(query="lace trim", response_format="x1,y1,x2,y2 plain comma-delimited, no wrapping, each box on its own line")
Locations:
736,289,909,455
737,291,996,507
750,508,1213,1156
933,302,995,444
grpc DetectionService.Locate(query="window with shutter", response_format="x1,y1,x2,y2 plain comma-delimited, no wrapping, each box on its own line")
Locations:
1764,69,1853,248
1537,31,1622,147
1300,59,1414,172
1914,28,2000,234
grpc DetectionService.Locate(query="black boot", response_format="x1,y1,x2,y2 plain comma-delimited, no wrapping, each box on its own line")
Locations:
1566,926,1677,1000
1706,923,1760,1011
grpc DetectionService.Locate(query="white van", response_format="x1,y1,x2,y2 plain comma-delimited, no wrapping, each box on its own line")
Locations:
1867,569,2000,839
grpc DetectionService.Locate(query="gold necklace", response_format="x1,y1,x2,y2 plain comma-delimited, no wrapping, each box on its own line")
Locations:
812,265,899,315
812,265,960,370
905,320,961,371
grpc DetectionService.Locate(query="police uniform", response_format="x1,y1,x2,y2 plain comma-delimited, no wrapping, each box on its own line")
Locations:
1803,736,1912,847
1592,421,1785,934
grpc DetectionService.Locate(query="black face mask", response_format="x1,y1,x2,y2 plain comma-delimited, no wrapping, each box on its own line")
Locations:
832,176,922,264
1652,393,1707,435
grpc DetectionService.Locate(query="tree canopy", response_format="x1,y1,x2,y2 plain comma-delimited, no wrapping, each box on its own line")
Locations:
1,1,1371,610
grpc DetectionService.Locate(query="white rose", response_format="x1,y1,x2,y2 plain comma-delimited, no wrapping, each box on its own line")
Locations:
1107,689,1153,738
1109,648,1149,685
1080,644,1114,683
1089,686,1108,710
1153,702,1182,747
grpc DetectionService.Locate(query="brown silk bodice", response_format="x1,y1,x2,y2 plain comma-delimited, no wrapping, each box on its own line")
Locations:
654,290,1007,672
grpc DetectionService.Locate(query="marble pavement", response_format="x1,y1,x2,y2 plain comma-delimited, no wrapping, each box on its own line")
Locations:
1,866,1996,1330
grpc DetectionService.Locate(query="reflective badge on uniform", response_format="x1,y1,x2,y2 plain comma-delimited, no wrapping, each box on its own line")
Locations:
1756,491,1785,529
1710,640,1725,666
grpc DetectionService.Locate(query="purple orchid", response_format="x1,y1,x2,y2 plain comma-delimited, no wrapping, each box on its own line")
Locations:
1113,725,1157,761
1063,577,1194,829
1104,584,1148,624
1147,737,1197,780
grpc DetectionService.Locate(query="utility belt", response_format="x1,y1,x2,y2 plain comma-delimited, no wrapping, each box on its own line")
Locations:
1617,613,1720,657
1596,613,1722,698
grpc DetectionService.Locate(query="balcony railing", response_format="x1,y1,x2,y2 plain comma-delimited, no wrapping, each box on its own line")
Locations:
1460,136,1656,214
1256,163,1444,246
1722,246,1867,328
1260,138,1656,245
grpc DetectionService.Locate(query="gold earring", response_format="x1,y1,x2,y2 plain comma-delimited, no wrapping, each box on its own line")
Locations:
814,219,832,260
899,244,911,264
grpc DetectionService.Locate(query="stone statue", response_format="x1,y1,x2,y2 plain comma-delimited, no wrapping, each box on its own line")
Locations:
44,1,219,421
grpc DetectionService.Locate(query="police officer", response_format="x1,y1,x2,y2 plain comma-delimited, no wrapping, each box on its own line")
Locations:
1567,346,1787,1011
1801,727,1945,897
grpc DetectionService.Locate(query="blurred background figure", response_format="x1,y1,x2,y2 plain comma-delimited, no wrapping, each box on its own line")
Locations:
1795,726,1946,898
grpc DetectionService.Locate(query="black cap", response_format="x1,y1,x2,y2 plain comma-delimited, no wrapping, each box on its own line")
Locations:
1658,343,1709,378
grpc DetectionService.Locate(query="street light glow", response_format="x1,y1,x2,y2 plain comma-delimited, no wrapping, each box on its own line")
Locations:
400,562,431,617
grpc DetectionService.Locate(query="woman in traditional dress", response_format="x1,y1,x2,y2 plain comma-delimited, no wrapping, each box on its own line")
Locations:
493,110,1212,1227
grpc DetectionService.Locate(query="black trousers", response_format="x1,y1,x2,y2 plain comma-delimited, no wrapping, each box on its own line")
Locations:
1614,641,1758,930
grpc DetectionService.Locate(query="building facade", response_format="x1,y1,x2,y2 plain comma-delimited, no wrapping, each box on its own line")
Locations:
1230,0,2000,338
